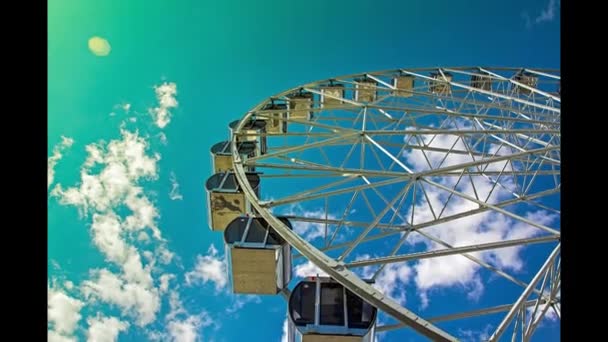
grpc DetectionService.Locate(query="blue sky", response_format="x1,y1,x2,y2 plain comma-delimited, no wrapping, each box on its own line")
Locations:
48,0,560,341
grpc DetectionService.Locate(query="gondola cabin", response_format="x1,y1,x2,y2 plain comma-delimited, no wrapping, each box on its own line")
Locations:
289,91,314,121
392,74,415,97
354,78,377,103
224,216,293,294
258,102,288,135
229,118,268,155
287,277,377,342
429,72,453,95
210,140,257,174
513,72,539,95
470,73,493,91
205,172,260,231
321,83,345,109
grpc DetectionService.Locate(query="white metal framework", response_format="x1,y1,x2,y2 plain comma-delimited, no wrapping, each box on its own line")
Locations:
227,67,560,341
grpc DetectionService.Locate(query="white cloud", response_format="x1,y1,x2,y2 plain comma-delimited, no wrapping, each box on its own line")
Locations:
86,315,129,342
185,244,228,292
523,0,559,29
353,254,413,306
48,330,77,342
280,317,289,342
50,82,183,340
527,289,560,325
123,188,162,239
165,290,216,342
51,129,160,218
374,262,412,305
159,132,168,145
138,231,150,242
399,123,558,307
84,143,104,168
90,212,130,263
535,0,557,24
122,251,154,287
281,204,337,241
166,290,188,322
48,136,74,188
158,245,175,264
168,316,202,342
151,82,178,129
528,302,559,322
48,286,84,336
169,172,184,200
226,295,261,314
402,125,514,176
294,260,328,278
458,324,493,342
159,274,175,294
81,268,161,327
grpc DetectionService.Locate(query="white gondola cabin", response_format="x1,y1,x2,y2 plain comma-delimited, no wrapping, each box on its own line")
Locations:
229,118,268,156
205,172,260,231
258,102,288,135
224,216,293,294
392,74,415,97
210,140,257,174
429,72,453,95
513,72,538,95
354,78,377,103
321,83,345,109
470,73,492,91
289,91,314,121
287,277,377,342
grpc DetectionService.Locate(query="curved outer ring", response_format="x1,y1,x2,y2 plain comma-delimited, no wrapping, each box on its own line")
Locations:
230,67,556,341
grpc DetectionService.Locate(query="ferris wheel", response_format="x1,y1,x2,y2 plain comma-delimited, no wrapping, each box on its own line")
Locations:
205,67,560,341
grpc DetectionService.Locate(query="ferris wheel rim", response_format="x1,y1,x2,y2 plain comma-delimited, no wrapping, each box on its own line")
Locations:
229,66,560,341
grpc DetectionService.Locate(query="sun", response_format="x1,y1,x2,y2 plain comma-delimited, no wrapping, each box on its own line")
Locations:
88,36,111,56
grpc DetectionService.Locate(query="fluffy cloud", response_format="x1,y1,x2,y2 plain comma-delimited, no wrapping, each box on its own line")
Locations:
90,212,131,263
164,290,217,342
281,204,338,242
522,0,559,28
294,260,328,278
86,315,129,342
157,245,175,264
151,82,178,129
50,82,182,339
458,324,493,342
159,274,175,294
226,295,262,314
81,268,160,327
48,136,74,188
51,129,160,218
169,171,184,200
399,122,558,306
280,317,289,342
185,244,228,292
374,262,412,305
167,316,202,342
48,331,77,342
352,254,412,305
51,125,170,328
527,289,560,325
48,286,84,337
535,0,558,24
